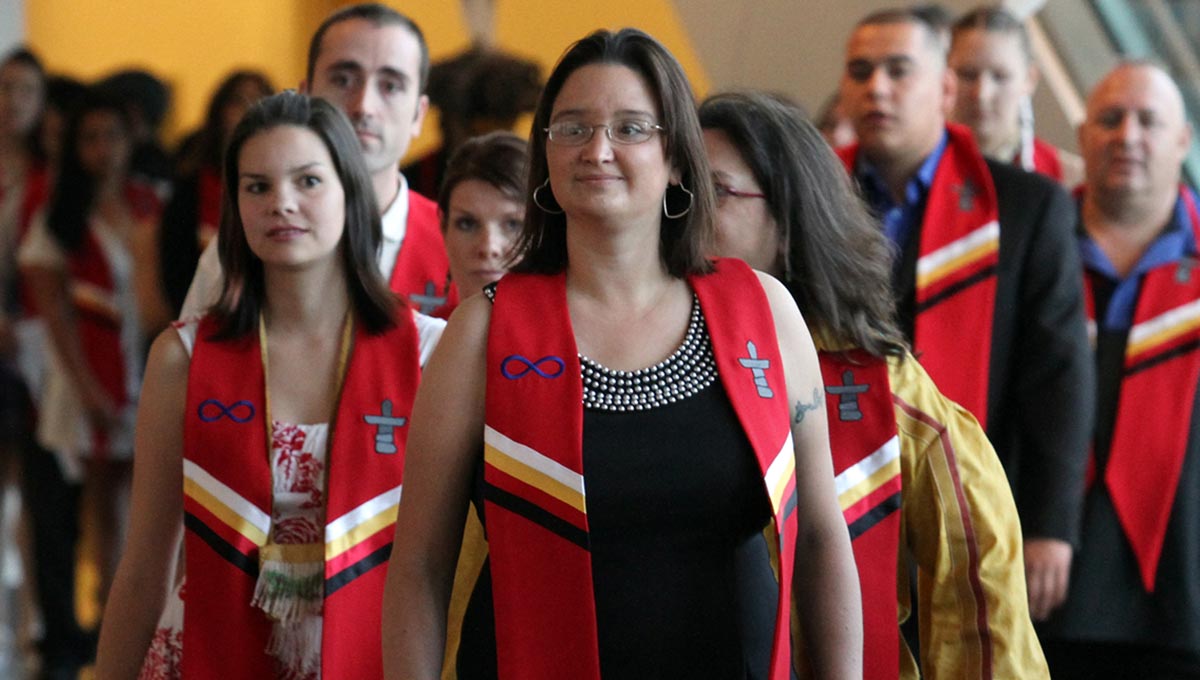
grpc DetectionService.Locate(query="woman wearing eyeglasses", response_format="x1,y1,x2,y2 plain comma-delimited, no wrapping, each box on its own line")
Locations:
383,28,861,680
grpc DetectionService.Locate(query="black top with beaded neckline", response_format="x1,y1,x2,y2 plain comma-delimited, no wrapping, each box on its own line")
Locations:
465,279,788,679
483,283,718,411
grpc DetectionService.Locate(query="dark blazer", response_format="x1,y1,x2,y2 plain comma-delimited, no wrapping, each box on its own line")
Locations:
891,158,1095,544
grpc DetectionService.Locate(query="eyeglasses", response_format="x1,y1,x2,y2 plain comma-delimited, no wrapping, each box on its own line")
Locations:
713,182,766,201
545,119,666,146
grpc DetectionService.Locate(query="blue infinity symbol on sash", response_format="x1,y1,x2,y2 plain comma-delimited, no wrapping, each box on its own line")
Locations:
197,399,256,423
500,354,565,380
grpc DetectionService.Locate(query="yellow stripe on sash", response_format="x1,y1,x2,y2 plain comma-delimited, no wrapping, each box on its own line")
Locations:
325,485,402,561
484,425,587,514
69,280,122,323
183,460,270,547
916,220,1000,291
763,433,796,516
1126,298,1200,360
834,436,901,511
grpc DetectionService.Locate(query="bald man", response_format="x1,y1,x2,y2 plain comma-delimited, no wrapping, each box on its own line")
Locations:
1039,62,1200,679
836,7,1094,625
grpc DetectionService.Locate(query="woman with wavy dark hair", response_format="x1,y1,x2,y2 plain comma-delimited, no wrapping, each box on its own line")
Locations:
19,86,167,616
96,91,444,679
700,90,1049,678
384,29,860,680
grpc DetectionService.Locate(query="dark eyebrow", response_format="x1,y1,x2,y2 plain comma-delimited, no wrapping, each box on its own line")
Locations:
847,55,916,69
550,108,656,123
326,60,410,86
325,60,364,73
239,162,323,180
375,66,410,86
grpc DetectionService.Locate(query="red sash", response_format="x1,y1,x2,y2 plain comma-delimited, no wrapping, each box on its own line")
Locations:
197,167,222,247
181,310,420,678
65,181,161,457
1082,187,1200,592
389,190,457,317
484,258,797,680
820,350,901,680
1028,138,1064,183
67,229,123,459
839,124,999,427
16,163,49,317
16,163,49,241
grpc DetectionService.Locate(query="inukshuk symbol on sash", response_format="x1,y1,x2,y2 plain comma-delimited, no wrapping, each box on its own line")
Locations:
409,280,447,315
197,399,255,423
826,370,869,422
1178,256,1197,284
363,399,407,454
955,180,977,212
738,341,773,398
500,354,565,380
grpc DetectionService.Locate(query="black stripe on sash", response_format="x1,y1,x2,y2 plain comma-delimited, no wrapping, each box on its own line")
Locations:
74,304,121,329
184,511,257,576
848,492,902,540
483,482,590,550
1125,337,1200,377
781,488,799,525
325,543,392,597
916,265,998,314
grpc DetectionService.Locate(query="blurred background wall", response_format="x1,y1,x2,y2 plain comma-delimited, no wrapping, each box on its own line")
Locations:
4,0,1184,163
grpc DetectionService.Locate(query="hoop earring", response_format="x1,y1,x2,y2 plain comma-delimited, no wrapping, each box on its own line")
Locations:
533,178,564,215
663,183,693,219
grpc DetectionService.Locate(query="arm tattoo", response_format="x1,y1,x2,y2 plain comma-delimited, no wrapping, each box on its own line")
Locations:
793,387,824,425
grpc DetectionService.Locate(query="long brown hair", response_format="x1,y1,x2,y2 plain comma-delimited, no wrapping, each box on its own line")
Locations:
699,91,907,358
511,28,715,278
211,91,396,339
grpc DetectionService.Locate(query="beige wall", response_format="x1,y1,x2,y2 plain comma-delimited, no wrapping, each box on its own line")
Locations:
24,0,709,161
22,0,1082,154
676,0,1079,151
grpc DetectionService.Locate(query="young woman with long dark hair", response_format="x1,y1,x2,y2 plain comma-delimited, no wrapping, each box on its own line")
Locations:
96,91,443,679
384,29,861,680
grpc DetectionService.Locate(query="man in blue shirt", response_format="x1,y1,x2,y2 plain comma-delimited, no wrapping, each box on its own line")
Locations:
1041,61,1200,680
837,7,1093,624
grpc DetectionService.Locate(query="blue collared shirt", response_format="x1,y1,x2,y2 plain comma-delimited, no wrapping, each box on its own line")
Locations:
855,132,949,257
1079,191,1198,332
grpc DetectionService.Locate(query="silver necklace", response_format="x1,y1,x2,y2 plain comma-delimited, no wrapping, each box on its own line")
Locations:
580,295,717,411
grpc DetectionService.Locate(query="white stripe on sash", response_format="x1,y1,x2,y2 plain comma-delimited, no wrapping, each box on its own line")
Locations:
764,432,796,512
834,436,901,496
183,459,272,535
484,425,586,498
916,220,1000,278
1127,298,1200,351
326,484,403,545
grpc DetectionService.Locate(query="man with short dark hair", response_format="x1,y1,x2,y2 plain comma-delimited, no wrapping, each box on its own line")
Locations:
1040,61,1200,679
836,7,1094,624
183,3,455,317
